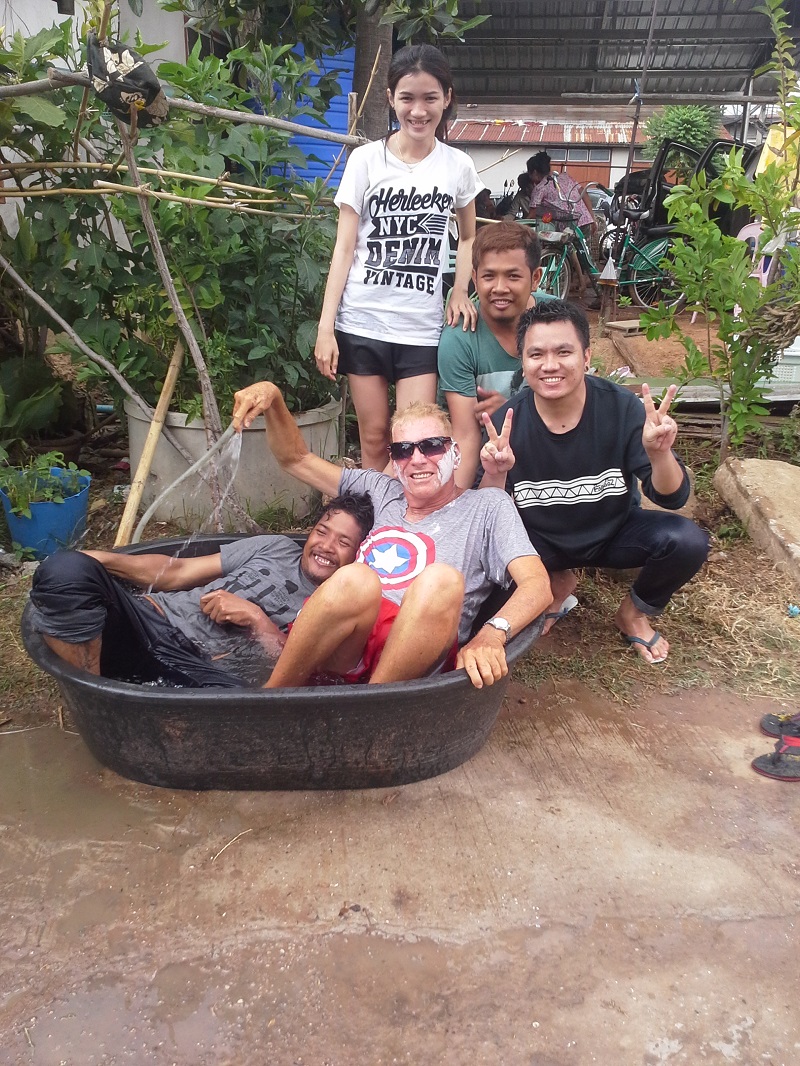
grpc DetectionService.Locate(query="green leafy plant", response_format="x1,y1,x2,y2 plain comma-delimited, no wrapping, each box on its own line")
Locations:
0,451,89,518
641,0,800,460
0,20,340,418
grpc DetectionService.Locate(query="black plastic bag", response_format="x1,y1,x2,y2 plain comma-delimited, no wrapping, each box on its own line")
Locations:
86,32,168,127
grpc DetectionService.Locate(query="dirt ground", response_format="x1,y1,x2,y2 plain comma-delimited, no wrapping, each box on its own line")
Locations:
2,319,800,1064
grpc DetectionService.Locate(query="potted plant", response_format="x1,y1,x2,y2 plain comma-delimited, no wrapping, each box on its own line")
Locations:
0,451,91,559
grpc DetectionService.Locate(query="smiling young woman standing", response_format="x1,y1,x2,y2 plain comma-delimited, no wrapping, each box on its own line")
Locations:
314,44,484,471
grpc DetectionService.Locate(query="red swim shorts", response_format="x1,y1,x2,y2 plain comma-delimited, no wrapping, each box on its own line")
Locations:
307,597,458,686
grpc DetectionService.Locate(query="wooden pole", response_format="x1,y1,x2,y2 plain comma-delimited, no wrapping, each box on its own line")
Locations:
113,339,185,547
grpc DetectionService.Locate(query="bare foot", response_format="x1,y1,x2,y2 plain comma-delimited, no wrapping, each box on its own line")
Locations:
541,569,578,636
614,594,669,664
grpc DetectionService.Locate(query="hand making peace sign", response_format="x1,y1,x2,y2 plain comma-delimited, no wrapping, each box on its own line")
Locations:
641,383,679,456
479,408,516,478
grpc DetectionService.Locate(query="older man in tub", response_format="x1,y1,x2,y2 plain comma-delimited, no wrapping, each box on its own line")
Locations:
233,382,551,690
27,492,374,688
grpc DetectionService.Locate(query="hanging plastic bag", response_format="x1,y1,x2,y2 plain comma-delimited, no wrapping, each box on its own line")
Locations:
86,32,168,127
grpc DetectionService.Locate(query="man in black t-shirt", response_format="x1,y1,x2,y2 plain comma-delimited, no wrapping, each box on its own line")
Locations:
482,300,709,665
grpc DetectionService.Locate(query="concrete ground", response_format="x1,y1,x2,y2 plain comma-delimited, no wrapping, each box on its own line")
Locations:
1,677,798,1066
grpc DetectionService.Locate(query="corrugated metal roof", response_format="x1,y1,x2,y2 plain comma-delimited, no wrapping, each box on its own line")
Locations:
449,120,648,146
440,0,799,104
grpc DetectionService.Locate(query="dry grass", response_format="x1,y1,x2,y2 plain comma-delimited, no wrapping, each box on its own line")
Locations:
0,566,59,722
514,542,800,705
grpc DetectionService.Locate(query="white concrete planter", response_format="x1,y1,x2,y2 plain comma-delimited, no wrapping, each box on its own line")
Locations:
125,397,341,528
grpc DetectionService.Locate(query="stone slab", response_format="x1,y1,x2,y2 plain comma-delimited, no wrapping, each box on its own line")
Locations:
714,457,800,588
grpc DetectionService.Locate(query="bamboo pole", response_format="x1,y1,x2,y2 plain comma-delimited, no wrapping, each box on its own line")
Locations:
114,339,185,547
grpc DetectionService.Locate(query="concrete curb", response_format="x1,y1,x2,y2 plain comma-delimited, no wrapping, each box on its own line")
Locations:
714,457,800,588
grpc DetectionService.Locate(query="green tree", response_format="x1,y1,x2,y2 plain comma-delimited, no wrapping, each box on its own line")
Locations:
641,1,800,460
642,105,722,178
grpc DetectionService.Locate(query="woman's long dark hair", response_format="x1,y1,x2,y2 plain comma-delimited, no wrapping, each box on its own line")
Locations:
527,151,552,179
387,44,456,143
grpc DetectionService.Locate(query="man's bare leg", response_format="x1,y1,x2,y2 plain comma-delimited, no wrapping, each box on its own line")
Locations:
541,569,578,635
265,564,382,688
42,634,102,674
369,564,464,684
615,593,669,664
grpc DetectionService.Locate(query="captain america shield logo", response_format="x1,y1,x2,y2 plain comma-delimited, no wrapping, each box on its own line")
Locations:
356,526,436,588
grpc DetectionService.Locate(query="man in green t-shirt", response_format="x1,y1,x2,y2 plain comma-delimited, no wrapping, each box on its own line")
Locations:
438,222,557,488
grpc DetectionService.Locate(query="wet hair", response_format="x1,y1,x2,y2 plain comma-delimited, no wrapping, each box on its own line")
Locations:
516,299,591,357
318,492,374,541
473,221,541,272
390,400,452,437
387,44,456,142
526,151,552,178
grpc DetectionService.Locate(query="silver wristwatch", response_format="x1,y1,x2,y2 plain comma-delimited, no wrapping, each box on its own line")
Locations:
483,616,512,641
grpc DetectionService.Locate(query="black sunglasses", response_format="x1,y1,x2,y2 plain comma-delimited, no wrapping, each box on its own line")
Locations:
388,436,453,462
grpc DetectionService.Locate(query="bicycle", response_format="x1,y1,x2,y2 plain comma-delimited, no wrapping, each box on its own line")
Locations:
532,200,685,311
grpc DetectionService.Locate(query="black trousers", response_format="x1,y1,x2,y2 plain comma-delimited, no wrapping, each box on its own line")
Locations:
30,551,246,688
530,508,710,615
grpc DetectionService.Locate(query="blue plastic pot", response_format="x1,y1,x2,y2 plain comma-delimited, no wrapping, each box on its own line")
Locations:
0,468,91,559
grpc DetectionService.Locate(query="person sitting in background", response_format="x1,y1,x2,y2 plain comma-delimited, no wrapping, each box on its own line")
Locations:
481,300,709,664
526,151,598,305
438,222,558,488
475,188,497,220
526,151,595,232
28,493,374,687
501,172,533,220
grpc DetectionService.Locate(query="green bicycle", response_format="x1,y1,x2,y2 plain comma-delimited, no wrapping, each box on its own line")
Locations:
534,203,685,310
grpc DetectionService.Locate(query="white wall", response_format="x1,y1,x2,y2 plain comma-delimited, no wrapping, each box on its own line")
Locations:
1,0,90,41
1,0,186,67
118,0,188,70
461,145,641,198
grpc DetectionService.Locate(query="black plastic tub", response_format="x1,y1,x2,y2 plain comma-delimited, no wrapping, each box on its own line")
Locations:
21,536,541,791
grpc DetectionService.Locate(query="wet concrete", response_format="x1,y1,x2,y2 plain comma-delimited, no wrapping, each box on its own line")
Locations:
1,682,798,1065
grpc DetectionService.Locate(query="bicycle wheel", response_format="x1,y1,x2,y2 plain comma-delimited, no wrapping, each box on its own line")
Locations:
539,249,571,299
629,238,685,310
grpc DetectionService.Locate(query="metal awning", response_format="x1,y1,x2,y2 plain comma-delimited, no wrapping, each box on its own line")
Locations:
440,0,800,105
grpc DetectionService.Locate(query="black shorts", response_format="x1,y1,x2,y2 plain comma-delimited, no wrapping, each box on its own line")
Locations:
335,330,438,383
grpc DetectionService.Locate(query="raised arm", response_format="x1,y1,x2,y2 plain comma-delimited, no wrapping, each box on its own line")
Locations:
478,408,515,489
445,391,483,489
232,381,342,498
640,383,685,497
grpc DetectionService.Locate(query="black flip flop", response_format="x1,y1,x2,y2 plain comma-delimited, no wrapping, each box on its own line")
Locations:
751,734,800,782
759,711,800,738
622,630,667,665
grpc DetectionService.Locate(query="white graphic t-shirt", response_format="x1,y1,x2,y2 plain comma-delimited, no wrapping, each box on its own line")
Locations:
334,139,483,345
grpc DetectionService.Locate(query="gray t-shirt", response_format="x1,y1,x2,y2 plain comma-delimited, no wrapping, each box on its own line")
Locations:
340,468,537,644
151,535,315,681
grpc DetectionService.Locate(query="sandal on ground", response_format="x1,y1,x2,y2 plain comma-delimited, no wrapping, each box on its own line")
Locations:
760,711,800,738
751,734,800,782
622,630,667,665
544,594,579,624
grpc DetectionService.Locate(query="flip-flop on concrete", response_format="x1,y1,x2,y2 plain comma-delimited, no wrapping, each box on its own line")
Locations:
622,630,667,665
760,711,800,738
544,594,578,624
752,734,800,782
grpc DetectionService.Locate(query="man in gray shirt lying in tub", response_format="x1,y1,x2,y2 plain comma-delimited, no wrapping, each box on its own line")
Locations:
28,492,373,688
232,383,552,689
